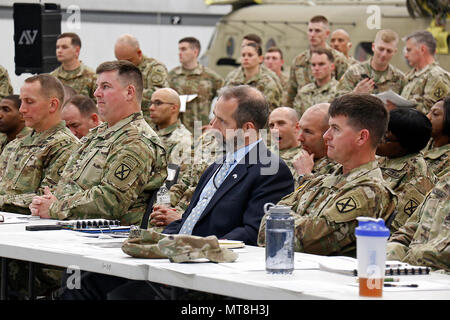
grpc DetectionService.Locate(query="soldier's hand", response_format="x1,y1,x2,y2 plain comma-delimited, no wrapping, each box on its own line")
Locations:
293,149,314,176
385,99,397,111
29,187,56,219
353,78,375,94
150,204,182,226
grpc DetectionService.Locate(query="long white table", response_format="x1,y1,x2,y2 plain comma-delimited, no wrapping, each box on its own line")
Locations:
1,212,449,300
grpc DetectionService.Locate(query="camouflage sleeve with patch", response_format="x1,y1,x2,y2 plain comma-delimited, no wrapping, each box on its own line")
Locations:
0,65,14,99
49,136,166,225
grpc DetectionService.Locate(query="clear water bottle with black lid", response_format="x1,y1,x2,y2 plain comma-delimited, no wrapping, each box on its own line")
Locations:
264,202,294,274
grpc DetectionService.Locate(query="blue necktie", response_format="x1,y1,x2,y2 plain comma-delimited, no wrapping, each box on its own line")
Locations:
178,159,235,235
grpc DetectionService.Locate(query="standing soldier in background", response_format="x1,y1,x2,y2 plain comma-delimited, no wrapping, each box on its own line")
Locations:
285,15,349,108
50,33,97,100
337,29,406,96
114,34,169,125
0,64,13,99
0,95,31,154
399,30,450,114
264,47,289,100
330,29,358,65
295,48,338,116
169,37,224,134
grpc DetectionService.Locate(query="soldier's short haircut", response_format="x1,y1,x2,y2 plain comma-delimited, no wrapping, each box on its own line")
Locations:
310,15,329,26
2,95,21,110
404,30,437,55
329,94,388,148
442,96,450,137
243,42,263,57
24,74,64,108
179,37,201,53
374,29,399,45
96,60,143,102
57,32,82,48
266,46,283,59
388,108,432,153
243,34,262,46
219,85,269,130
64,94,98,117
311,48,334,62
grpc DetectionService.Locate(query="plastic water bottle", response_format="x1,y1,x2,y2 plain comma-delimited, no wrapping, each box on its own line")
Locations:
156,184,171,206
355,217,390,297
264,202,294,274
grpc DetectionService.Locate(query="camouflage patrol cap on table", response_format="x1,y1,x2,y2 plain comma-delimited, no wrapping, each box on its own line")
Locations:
122,228,238,263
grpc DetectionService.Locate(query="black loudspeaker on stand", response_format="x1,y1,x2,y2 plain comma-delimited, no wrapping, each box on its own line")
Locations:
13,2,61,75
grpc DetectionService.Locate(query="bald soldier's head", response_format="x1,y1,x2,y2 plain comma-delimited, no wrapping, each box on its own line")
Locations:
330,29,352,58
268,107,300,150
114,34,143,66
298,103,330,160
149,88,181,129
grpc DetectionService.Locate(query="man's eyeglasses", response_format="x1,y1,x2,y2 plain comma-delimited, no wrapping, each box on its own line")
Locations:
150,100,175,107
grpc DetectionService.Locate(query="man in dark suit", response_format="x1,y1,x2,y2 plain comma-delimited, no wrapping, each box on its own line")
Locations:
163,85,294,245
59,85,293,300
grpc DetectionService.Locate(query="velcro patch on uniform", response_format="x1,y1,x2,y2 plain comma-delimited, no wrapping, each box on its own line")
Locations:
403,198,419,216
325,189,367,223
107,155,141,191
336,197,358,213
431,81,448,100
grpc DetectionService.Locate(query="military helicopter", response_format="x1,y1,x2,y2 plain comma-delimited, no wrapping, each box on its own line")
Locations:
200,0,449,78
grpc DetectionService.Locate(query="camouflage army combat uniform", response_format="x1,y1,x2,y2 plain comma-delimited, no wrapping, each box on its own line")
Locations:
48,112,167,226
224,66,282,112
285,46,349,107
258,161,397,256
423,140,450,178
274,145,302,181
0,127,33,155
386,171,450,273
378,153,436,232
50,62,97,100
156,119,192,178
336,59,406,95
139,55,170,124
401,61,450,114
0,65,13,99
169,64,223,133
296,156,338,187
0,122,78,214
294,79,338,116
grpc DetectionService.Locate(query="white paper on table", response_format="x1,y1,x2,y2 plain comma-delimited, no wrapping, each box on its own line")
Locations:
179,94,198,112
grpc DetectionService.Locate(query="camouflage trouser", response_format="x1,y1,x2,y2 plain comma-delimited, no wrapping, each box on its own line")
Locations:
0,259,62,299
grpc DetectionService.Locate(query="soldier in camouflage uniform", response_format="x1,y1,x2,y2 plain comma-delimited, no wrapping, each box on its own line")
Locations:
268,107,301,180
0,75,78,215
169,37,224,134
225,43,282,112
386,171,450,273
423,97,450,178
149,88,192,178
376,108,436,232
285,16,349,108
337,30,406,96
0,74,78,299
399,31,450,114
114,34,169,125
0,95,30,155
264,47,289,101
0,64,13,99
30,61,167,227
295,103,338,186
258,94,397,256
330,29,359,65
295,49,339,116
50,33,97,100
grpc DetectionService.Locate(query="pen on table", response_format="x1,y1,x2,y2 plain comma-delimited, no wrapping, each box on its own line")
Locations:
384,283,419,288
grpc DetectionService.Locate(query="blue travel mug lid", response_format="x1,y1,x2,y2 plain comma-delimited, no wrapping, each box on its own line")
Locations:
355,217,390,237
